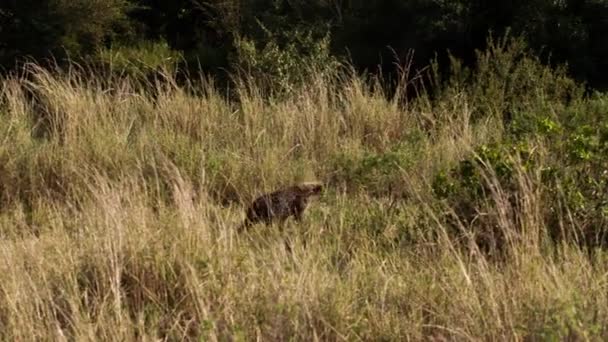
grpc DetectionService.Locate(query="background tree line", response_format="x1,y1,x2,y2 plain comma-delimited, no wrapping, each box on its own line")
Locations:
1,0,607,89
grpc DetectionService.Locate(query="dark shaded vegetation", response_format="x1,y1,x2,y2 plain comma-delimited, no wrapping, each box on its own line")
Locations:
1,0,608,90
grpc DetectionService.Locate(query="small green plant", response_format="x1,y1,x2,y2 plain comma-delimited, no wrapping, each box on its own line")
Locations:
507,111,562,139
432,142,526,201
330,141,419,196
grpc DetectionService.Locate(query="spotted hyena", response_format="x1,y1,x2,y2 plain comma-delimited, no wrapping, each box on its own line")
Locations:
238,182,323,231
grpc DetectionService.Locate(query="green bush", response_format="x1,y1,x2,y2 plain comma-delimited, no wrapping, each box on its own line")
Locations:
329,138,422,197
232,22,339,95
431,89,608,250
429,32,583,124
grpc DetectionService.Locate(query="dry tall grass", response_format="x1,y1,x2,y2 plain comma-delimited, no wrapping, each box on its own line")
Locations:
0,60,607,341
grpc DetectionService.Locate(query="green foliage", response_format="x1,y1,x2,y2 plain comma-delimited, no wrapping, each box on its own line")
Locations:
432,142,524,201
505,114,561,142
2,0,608,92
432,33,582,123
329,138,421,196
96,40,183,76
233,23,339,94
520,298,602,340
52,0,133,54
431,80,608,249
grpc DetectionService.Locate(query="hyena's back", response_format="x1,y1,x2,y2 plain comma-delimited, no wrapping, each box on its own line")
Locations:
239,182,323,230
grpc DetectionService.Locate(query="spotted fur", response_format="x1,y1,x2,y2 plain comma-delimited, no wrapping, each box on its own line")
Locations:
238,182,323,231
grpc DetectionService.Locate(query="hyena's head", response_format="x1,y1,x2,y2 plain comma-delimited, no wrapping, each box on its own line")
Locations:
296,182,324,197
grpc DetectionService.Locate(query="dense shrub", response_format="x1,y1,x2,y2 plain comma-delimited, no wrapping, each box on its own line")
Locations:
232,23,339,95
430,38,608,251
429,33,582,124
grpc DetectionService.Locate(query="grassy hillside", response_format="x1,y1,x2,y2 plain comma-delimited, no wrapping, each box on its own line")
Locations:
1,38,608,340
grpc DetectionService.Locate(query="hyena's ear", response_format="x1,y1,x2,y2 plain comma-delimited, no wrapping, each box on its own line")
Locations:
313,184,323,194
